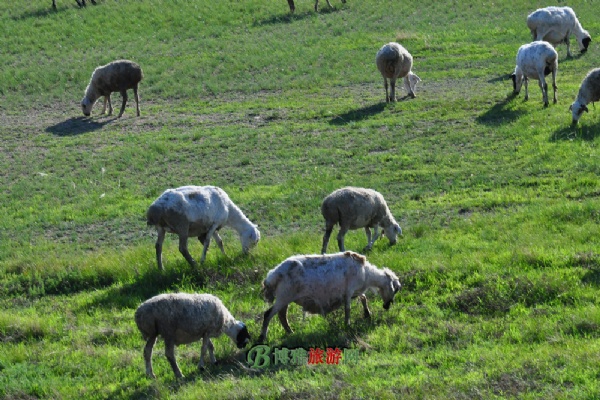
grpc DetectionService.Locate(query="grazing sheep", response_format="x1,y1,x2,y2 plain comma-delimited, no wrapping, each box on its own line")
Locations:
52,0,96,9
511,41,558,107
286,0,345,13
146,185,260,270
527,6,591,58
134,293,251,379
321,187,402,254
258,251,401,342
81,60,143,118
376,42,421,103
569,68,600,125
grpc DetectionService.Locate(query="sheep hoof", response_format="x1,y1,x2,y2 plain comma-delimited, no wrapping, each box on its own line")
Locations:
543,102,549,108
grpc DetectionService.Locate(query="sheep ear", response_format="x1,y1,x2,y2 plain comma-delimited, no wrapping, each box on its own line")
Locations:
583,105,589,113
569,104,573,111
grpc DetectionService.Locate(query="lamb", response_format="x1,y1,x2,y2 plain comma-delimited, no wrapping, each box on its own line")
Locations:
257,251,401,342
321,187,402,254
511,41,558,107
527,6,591,58
569,68,600,125
286,0,345,13
375,42,421,103
81,60,143,118
134,293,251,379
146,185,260,270
52,0,96,9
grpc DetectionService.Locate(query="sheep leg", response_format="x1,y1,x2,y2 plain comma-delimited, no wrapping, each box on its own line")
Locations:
199,336,216,369
523,77,529,101
143,334,158,379
164,339,184,379
258,302,287,342
212,232,226,255
52,0,57,10
178,234,198,268
359,294,371,319
539,76,549,107
325,0,333,8
314,0,319,11
277,305,293,334
101,96,108,115
155,227,166,271
383,78,390,103
199,225,219,263
336,227,348,252
565,36,572,58
321,223,334,253
390,78,397,102
118,90,128,118
287,0,295,12
551,69,557,104
344,295,352,326
363,227,373,252
133,85,141,116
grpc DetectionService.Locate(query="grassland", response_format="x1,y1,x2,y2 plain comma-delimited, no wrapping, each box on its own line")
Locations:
1,0,599,398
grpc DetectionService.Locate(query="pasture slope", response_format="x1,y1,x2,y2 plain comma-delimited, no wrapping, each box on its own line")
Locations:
0,0,599,398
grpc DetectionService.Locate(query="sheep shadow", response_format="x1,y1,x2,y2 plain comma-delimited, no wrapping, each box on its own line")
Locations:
254,6,339,26
475,92,525,126
46,116,115,136
329,103,387,125
550,119,600,141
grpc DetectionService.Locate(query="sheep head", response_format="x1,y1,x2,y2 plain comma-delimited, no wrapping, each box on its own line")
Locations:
382,222,402,245
569,101,589,125
241,225,260,253
580,34,592,53
380,268,401,310
81,97,95,116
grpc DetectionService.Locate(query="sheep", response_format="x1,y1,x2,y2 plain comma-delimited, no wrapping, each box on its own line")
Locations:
52,0,96,9
146,185,260,270
321,187,402,254
527,6,591,58
81,60,143,118
286,0,345,13
134,293,251,379
376,42,421,103
257,251,401,342
569,68,600,125
511,41,558,107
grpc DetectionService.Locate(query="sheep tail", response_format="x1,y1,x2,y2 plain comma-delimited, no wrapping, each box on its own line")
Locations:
261,272,281,303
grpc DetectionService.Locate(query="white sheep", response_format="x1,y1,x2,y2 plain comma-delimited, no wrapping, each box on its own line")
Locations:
81,60,143,118
321,187,402,254
134,293,251,379
146,185,260,270
570,68,600,125
527,6,591,58
286,0,345,13
375,42,421,103
257,251,401,342
511,41,558,107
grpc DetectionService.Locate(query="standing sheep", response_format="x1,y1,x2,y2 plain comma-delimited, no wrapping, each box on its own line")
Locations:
134,293,251,379
321,187,402,254
286,0,345,13
376,42,421,103
527,6,591,58
569,68,600,125
81,60,143,118
258,251,401,342
146,185,260,270
511,41,558,107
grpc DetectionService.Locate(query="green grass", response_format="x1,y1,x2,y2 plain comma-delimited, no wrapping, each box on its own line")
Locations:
1,0,600,398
